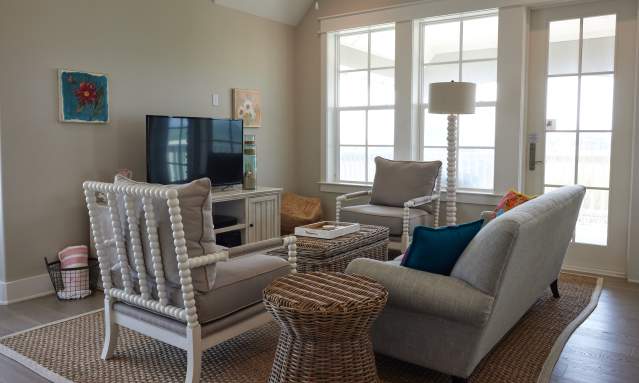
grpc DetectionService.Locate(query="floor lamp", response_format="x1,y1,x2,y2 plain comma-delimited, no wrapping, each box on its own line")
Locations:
428,81,476,226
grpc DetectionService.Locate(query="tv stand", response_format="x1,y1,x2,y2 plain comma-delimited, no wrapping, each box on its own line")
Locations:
210,186,282,245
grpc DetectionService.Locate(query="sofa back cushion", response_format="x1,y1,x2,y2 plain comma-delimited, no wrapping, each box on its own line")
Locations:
370,157,441,207
451,185,585,296
113,176,218,293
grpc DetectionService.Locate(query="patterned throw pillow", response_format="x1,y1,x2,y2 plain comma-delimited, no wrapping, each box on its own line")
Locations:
494,189,534,216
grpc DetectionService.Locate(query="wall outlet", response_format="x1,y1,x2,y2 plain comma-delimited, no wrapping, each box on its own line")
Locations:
212,93,220,106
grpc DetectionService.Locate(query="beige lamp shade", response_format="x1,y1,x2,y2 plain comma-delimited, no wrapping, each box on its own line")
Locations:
428,81,476,114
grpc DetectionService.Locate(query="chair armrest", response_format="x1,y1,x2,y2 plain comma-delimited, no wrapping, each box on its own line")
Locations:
404,194,439,208
336,190,372,202
346,258,494,327
187,249,229,268
227,236,298,273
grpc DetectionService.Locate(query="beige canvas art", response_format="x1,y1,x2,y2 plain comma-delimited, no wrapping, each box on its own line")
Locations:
233,89,262,127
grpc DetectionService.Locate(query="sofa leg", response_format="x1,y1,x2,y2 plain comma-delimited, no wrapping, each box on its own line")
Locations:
451,377,468,383
550,279,560,298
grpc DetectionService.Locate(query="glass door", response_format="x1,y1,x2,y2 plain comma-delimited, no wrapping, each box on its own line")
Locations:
526,0,636,276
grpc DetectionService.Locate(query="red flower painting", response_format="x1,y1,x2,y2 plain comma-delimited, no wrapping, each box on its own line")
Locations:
74,82,98,106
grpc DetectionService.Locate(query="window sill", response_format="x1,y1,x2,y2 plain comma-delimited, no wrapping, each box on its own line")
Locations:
318,181,503,206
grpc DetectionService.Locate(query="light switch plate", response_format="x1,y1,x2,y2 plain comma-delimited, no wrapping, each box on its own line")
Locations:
212,93,220,106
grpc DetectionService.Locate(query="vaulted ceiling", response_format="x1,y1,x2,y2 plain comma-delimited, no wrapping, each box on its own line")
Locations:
213,0,314,26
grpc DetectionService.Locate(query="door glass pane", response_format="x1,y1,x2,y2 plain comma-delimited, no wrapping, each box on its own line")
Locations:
339,110,365,145
459,107,496,148
544,132,576,185
339,33,368,71
370,69,394,106
424,147,448,185
424,21,460,64
368,109,394,145
461,60,497,102
462,16,498,60
548,19,580,75
582,15,616,73
546,76,578,131
371,29,395,68
423,109,448,147
578,132,611,188
339,71,368,107
340,146,365,182
575,189,609,246
423,63,459,102
368,146,394,182
458,149,494,190
580,74,614,131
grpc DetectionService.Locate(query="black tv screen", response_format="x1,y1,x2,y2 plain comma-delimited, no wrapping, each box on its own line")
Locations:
146,115,243,186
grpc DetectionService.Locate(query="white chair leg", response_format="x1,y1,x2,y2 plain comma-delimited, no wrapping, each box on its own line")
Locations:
401,205,410,253
101,297,119,360
185,325,202,383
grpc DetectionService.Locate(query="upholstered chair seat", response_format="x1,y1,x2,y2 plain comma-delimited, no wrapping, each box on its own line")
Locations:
339,204,433,237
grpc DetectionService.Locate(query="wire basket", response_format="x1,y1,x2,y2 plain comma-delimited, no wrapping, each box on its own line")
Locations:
45,257,100,300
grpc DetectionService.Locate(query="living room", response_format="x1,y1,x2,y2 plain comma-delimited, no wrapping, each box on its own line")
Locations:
1,0,639,382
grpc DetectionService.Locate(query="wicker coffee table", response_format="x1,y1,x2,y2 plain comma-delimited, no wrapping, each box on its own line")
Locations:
264,272,388,383
268,224,389,272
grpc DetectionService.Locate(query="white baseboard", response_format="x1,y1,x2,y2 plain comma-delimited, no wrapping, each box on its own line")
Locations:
561,264,626,279
0,273,54,305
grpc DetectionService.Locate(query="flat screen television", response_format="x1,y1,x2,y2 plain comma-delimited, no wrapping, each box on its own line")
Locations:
146,115,244,186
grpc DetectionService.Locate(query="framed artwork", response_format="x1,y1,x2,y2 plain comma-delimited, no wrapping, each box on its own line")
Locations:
233,89,262,127
58,69,109,123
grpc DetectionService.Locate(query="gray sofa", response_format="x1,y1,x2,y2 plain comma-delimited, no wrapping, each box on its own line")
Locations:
346,185,586,381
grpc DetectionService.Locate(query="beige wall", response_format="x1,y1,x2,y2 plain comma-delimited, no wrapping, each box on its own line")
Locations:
0,0,296,281
294,0,494,221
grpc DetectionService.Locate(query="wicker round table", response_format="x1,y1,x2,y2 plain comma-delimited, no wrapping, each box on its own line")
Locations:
263,272,388,383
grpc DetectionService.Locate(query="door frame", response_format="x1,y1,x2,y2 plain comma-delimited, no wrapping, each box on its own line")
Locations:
525,0,637,277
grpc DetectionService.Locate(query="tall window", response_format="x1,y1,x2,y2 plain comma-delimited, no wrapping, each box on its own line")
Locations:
420,13,498,191
336,25,395,182
544,15,616,246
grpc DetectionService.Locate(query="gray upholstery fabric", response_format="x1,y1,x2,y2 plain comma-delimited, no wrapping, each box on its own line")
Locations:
112,175,218,293
113,302,266,337
347,259,493,326
340,204,432,236
370,157,441,207
346,185,586,378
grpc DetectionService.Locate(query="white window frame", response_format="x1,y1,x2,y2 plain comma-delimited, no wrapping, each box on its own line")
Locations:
418,12,499,193
335,25,396,183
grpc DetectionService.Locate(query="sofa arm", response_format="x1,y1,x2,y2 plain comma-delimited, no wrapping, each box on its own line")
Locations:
346,258,494,327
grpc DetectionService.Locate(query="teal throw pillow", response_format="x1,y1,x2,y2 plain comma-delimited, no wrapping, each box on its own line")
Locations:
401,219,484,275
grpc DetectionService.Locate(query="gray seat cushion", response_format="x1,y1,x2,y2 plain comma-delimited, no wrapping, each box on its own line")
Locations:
340,204,432,236
370,157,441,207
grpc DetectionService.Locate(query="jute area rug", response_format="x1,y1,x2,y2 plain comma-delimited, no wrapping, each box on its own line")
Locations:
0,273,602,383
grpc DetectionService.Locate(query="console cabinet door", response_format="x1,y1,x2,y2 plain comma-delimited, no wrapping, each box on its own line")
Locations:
247,194,280,243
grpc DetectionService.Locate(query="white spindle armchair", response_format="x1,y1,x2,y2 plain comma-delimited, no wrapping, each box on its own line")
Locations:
84,178,296,383
336,158,442,252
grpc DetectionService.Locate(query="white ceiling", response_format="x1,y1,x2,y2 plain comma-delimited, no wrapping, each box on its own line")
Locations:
213,0,314,26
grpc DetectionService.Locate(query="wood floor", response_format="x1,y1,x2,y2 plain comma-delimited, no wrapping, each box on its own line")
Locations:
0,277,638,383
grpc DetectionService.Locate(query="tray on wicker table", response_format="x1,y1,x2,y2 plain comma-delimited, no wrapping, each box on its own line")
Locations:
268,224,389,272
264,272,388,383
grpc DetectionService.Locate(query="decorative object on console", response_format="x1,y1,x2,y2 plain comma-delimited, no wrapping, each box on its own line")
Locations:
428,81,476,225
233,89,262,127
58,69,109,123
281,191,323,235
401,219,483,275
243,134,257,190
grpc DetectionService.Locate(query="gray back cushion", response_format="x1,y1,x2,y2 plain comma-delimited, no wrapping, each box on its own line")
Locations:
370,157,441,207
113,176,218,293
451,185,585,296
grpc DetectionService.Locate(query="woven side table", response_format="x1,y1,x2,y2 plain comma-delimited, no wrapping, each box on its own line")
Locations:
264,272,388,383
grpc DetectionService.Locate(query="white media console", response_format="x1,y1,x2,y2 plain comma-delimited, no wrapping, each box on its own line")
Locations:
211,186,282,245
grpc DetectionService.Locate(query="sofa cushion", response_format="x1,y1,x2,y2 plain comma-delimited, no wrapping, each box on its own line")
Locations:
370,157,441,207
108,176,218,293
401,219,483,275
340,204,432,236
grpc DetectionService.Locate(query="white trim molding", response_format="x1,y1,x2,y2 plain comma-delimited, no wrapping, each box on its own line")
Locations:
0,273,53,305
319,181,502,206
